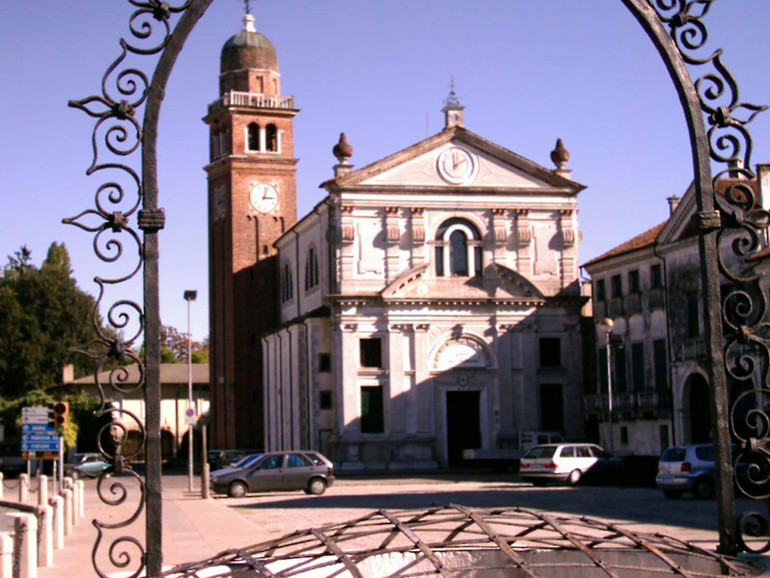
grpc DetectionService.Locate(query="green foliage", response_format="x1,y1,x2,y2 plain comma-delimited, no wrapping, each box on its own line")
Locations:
142,326,209,364
0,244,97,397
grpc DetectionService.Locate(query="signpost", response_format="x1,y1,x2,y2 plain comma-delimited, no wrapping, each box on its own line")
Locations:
22,406,64,489
21,409,60,456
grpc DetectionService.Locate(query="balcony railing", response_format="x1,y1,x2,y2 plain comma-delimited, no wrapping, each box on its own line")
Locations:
681,339,706,361
208,91,296,115
625,293,641,316
649,287,665,310
637,391,658,409
585,391,671,420
608,297,624,318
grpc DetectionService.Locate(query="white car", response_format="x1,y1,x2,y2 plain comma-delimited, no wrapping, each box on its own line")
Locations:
519,443,621,486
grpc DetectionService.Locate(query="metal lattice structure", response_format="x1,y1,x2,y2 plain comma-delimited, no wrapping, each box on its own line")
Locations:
160,505,759,577
64,0,767,575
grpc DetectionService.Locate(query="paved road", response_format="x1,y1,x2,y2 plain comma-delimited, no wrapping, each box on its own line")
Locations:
16,472,770,576
213,473,757,550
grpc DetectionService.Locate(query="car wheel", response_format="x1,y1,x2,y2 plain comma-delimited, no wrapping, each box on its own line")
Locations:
693,477,714,499
567,469,582,485
228,481,248,498
663,490,683,500
306,477,327,495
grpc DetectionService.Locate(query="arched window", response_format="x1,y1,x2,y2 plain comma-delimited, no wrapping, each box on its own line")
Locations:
281,263,293,303
247,123,260,152
434,218,482,277
305,247,319,291
266,124,278,152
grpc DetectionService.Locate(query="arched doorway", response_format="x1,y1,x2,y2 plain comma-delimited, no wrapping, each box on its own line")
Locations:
683,374,711,443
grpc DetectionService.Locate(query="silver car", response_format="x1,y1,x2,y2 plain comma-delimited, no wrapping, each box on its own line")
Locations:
519,443,620,486
656,444,717,499
209,450,335,498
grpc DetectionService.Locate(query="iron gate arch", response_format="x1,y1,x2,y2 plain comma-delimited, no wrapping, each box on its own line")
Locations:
64,0,766,575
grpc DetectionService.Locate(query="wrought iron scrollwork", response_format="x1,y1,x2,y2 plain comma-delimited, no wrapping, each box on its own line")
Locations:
648,0,770,554
65,1,213,575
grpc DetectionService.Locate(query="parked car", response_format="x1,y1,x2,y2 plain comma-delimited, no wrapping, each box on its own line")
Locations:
207,448,262,471
65,452,111,479
0,444,25,477
656,443,722,499
519,443,623,486
209,450,334,498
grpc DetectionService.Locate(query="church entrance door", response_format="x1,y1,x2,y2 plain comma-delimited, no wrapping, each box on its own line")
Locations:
446,390,481,466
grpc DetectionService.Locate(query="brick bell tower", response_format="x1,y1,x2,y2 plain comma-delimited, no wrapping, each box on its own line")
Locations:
204,9,298,450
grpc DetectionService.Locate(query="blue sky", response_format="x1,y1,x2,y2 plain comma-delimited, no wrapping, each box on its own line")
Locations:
1,1,768,342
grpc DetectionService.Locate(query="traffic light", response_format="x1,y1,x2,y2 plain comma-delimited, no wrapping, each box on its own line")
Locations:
51,401,69,435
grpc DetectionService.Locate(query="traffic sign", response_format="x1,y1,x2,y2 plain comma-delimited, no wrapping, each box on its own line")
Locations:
22,452,58,461
22,407,52,425
22,424,56,435
21,432,60,453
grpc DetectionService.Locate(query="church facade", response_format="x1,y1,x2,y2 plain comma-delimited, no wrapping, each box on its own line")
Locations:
264,103,588,470
207,12,588,468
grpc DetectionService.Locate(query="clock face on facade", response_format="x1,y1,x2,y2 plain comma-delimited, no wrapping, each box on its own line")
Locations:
249,182,279,214
437,146,477,185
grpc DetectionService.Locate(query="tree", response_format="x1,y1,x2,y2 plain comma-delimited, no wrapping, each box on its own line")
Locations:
0,243,97,397
157,325,209,363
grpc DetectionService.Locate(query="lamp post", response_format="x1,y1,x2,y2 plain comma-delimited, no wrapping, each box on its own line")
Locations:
184,290,197,492
599,317,614,454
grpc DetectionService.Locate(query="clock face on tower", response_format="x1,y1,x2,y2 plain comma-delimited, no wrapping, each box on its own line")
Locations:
437,146,477,185
249,182,279,214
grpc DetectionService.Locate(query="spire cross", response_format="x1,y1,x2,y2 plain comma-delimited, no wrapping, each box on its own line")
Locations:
243,0,252,15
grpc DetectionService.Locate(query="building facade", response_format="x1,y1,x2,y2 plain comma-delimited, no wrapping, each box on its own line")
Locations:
583,168,770,456
263,96,588,469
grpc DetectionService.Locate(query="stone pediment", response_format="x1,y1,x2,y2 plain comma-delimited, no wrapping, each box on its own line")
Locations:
490,263,546,300
328,127,584,193
380,263,545,302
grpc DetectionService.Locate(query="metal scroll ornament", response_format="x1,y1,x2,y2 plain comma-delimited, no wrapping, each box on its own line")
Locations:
625,0,768,555
64,1,213,575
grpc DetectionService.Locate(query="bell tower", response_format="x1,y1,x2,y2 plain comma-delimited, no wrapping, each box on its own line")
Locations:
204,8,299,450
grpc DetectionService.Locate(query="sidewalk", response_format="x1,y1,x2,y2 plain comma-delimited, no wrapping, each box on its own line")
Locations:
38,475,260,577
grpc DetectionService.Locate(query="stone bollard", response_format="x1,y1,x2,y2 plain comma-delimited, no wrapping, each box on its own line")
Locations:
69,482,78,526
202,462,210,499
39,506,52,568
0,533,11,578
37,476,47,509
49,496,64,550
11,513,38,578
19,474,29,504
77,480,85,521
61,489,73,537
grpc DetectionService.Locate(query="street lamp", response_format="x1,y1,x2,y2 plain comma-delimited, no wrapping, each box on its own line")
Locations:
184,290,197,492
599,317,615,454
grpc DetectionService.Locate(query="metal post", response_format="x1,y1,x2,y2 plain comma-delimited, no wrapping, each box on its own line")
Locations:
599,318,615,454
606,335,613,455
184,290,197,492
201,424,209,499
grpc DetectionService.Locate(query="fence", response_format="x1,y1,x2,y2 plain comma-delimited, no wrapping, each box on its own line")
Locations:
0,473,83,578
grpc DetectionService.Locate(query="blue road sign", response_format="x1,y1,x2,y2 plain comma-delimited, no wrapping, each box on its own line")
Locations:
21,434,60,453
21,424,56,435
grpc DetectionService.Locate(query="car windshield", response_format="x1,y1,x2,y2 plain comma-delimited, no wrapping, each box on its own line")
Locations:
233,453,262,469
523,446,557,459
